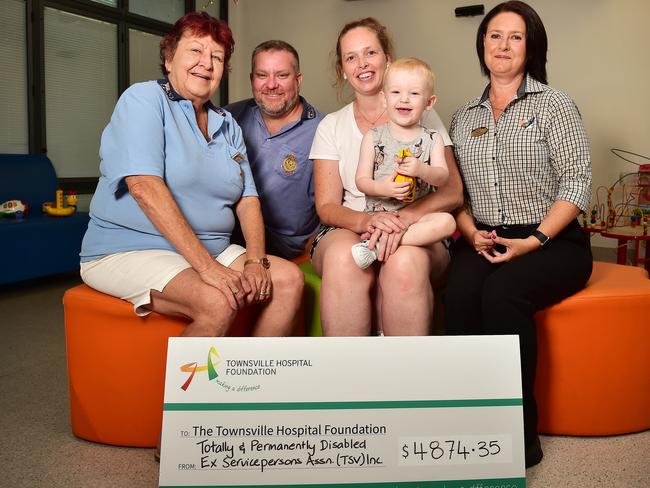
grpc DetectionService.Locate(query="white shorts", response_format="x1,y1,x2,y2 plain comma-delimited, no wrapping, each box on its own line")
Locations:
80,245,246,316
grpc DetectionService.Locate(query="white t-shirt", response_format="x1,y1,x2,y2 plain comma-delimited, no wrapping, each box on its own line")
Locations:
309,102,452,211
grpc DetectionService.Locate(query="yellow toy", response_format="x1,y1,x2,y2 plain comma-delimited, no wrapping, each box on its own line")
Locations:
393,148,417,203
66,191,78,208
43,189,76,217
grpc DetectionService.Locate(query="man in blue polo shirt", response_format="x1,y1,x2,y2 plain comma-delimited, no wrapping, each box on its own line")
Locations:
226,40,324,259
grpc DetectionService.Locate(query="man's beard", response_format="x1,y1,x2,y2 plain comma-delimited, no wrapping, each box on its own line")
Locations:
257,93,299,117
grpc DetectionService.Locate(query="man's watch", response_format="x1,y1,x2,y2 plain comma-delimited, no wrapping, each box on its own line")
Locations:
244,257,271,269
532,230,551,248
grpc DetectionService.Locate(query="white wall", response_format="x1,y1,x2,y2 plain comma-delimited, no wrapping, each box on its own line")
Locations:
227,0,650,247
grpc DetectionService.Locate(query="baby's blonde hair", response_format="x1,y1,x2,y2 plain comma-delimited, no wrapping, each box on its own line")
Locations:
383,57,435,96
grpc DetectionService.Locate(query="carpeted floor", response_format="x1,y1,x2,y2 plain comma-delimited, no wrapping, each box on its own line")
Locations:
1,258,648,487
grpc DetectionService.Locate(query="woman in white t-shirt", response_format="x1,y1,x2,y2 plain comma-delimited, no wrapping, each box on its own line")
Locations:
309,17,463,335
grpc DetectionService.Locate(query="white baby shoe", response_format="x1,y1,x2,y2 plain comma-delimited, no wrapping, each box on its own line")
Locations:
351,240,378,269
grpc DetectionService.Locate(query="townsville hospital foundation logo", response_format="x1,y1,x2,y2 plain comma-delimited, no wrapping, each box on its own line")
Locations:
179,346,221,391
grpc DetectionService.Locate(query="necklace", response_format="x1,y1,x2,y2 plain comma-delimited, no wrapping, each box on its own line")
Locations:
355,103,386,127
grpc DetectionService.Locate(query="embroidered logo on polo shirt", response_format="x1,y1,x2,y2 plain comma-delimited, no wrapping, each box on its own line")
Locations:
282,154,298,175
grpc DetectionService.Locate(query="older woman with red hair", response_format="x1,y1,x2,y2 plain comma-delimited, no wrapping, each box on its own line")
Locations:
80,12,302,338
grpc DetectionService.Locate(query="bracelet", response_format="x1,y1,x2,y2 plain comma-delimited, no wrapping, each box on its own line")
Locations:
244,257,271,269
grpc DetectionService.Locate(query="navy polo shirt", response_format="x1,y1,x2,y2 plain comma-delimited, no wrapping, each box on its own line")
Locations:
226,96,324,259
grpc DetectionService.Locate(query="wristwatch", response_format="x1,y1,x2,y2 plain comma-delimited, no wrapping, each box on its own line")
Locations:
531,230,551,248
244,257,271,269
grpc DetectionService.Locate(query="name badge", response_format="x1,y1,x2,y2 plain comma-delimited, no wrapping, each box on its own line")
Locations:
470,127,488,137
231,151,245,164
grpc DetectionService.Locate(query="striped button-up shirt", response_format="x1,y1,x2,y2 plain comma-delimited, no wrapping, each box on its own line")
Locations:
450,74,591,226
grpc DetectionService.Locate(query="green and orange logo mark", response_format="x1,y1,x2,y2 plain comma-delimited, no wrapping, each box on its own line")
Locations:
179,346,221,391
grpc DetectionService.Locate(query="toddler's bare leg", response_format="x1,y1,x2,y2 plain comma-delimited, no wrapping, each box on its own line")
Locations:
401,212,456,247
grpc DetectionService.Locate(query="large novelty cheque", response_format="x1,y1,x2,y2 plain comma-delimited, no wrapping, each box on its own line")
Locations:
159,336,526,487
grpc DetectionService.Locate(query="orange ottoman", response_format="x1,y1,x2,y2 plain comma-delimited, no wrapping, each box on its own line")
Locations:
535,261,650,435
63,284,261,447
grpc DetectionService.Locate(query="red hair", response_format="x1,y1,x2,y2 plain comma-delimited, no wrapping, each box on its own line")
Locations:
160,11,235,75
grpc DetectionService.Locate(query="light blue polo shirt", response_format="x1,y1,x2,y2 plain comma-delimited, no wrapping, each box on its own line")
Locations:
225,97,324,259
80,79,257,262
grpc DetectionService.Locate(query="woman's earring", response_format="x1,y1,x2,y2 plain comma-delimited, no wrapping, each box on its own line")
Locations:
343,73,347,80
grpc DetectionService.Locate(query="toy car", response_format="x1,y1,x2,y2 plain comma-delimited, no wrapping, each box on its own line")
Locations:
0,200,28,219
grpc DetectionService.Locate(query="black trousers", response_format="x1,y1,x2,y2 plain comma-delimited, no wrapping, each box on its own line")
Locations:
444,220,592,445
